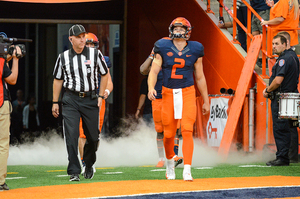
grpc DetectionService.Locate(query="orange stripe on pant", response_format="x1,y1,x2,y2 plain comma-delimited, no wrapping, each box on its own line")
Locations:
162,86,196,165
79,100,106,138
152,98,163,133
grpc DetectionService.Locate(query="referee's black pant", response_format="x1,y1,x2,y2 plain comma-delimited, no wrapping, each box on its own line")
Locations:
271,98,292,164
62,91,100,175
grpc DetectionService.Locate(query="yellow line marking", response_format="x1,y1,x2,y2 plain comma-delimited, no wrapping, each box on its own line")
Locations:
96,167,115,170
7,172,19,174
47,170,66,172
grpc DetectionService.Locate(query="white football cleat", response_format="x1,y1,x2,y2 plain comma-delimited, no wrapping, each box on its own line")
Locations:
183,165,193,182
165,158,175,180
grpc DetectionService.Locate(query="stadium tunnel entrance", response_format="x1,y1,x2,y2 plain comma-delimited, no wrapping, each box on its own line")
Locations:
0,0,281,158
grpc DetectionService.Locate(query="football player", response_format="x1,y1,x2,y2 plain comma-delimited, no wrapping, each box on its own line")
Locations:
140,47,183,168
79,32,113,174
148,17,210,181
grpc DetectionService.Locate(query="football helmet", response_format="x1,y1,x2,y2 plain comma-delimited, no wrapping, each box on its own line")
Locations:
85,32,99,48
169,17,192,40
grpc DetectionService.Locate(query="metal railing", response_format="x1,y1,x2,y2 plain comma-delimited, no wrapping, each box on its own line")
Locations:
211,0,300,78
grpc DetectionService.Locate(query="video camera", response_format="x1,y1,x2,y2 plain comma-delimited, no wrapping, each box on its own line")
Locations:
0,33,32,59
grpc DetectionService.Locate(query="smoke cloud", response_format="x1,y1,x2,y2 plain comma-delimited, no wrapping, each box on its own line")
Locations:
8,119,269,167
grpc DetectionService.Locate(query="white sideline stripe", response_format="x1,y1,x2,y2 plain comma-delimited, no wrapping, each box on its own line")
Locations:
72,185,300,199
103,172,123,174
150,169,165,172
57,175,69,177
194,167,213,169
6,177,27,180
239,165,270,168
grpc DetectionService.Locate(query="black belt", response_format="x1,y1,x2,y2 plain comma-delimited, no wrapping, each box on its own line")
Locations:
66,89,96,98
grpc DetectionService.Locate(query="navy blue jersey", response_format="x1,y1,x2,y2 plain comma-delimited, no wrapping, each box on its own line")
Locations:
154,38,204,89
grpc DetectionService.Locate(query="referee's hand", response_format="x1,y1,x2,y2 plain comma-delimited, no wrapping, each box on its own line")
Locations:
52,104,59,118
98,97,103,108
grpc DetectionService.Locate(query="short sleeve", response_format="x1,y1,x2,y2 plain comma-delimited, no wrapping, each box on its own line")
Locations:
272,0,289,19
276,58,287,76
53,54,64,80
3,62,12,78
97,50,108,76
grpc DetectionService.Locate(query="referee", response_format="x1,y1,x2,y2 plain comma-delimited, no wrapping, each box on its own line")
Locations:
52,24,108,181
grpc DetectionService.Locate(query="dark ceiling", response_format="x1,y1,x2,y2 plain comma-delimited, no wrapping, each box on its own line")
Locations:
0,0,124,21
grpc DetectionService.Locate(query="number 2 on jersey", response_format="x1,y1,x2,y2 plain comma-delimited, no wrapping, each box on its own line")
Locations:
171,58,185,79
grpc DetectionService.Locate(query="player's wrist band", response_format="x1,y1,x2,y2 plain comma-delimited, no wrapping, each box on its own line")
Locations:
98,95,105,99
52,101,59,104
105,89,110,96
148,55,154,60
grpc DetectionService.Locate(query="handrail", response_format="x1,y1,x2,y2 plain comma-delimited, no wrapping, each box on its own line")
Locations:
218,0,269,77
206,0,215,13
218,0,253,41
216,0,299,79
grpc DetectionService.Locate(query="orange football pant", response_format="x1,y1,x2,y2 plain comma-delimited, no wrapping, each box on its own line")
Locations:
162,86,196,165
79,100,106,139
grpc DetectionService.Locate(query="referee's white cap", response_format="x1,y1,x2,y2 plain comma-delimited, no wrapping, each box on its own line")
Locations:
69,24,86,37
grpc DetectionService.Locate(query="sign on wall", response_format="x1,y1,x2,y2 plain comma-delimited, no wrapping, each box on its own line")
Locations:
206,97,230,147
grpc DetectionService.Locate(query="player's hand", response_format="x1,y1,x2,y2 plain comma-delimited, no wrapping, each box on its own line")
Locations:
202,102,210,115
135,110,140,119
52,104,60,118
148,89,157,101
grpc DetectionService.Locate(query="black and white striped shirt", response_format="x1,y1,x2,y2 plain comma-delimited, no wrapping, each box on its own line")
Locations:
53,46,108,92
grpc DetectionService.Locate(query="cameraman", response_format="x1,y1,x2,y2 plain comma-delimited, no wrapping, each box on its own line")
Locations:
0,45,22,191
263,35,299,166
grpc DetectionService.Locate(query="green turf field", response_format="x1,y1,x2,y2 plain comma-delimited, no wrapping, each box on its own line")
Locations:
6,163,300,190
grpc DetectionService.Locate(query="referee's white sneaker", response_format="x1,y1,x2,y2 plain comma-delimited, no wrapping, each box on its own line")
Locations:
165,158,175,180
183,165,193,182
81,164,96,175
